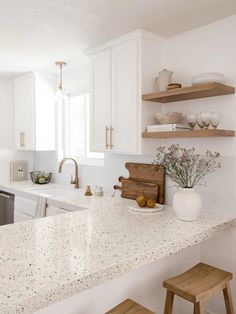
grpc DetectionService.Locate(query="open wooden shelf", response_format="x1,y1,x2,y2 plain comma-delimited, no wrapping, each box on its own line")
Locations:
142,83,235,103
142,129,235,139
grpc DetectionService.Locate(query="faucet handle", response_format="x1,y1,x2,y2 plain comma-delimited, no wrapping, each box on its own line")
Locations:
70,175,74,184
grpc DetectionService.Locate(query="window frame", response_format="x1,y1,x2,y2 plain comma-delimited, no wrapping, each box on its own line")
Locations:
57,87,104,167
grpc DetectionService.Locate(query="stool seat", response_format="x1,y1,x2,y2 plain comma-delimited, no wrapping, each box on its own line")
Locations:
163,262,233,302
106,298,156,314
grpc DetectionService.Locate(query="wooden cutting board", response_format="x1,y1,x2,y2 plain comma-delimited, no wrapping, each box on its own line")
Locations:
118,162,165,204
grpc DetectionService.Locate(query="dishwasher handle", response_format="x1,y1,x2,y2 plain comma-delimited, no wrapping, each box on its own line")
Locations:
0,192,12,199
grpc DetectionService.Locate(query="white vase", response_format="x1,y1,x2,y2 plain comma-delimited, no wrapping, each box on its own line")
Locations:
173,188,202,221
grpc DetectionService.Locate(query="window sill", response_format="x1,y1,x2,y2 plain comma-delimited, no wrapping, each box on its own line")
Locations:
79,158,104,167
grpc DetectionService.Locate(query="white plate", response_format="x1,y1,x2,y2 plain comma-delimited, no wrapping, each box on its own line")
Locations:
192,78,224,85
191,72,224,85
129,203,164,213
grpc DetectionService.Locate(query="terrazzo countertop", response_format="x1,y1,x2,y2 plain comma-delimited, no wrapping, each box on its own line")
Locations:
0,181,236,313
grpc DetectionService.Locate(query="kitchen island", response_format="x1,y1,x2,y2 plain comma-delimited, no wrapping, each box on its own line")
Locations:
0,182,235,314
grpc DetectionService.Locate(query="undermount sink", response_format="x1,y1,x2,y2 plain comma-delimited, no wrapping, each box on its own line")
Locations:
31,186,79,197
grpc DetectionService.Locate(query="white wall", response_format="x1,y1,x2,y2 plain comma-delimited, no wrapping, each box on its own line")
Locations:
34,16,236,313
0,77,33,181
161,15,236,217
164,15,236,313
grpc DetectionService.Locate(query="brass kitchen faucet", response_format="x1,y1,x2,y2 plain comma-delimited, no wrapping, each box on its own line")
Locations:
58,157,79,189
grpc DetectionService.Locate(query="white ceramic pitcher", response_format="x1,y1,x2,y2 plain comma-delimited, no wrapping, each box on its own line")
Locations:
155,69,173,91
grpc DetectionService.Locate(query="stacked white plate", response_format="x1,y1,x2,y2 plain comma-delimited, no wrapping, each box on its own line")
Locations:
191,72,224,85
129,203,164,213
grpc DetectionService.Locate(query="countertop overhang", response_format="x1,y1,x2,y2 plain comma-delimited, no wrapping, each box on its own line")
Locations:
0,181,235,313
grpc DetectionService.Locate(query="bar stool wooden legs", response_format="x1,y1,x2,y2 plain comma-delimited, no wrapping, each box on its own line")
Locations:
163,263,234,314
223,283,234,314
164,291,174,314
193,302,204,314
106,298,156,314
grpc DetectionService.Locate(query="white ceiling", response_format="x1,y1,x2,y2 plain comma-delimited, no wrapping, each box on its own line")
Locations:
1,0,236,76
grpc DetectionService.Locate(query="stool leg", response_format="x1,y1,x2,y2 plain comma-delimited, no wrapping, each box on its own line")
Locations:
194,302,204,314
164,290,174,314
223,283,234,314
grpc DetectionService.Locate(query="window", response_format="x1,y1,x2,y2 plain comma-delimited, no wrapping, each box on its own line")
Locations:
66,93,87,158
57,90,104,165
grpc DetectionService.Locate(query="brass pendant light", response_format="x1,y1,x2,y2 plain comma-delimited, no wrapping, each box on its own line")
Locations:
55,61,67,105
55,61,67,90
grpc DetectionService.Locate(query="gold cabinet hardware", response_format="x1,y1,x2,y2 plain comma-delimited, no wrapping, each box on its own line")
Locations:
20,132,25,147
110,126,114,149
105,126,110,149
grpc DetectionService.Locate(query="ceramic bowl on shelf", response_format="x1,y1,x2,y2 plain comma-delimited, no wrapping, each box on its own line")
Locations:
191,72,224,85
155,112,187,125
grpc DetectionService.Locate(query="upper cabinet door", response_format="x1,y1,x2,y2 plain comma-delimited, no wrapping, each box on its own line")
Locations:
90,49,111,152
14,73,56,151
111,40,140,154
14,74,35,150
34,74,56,151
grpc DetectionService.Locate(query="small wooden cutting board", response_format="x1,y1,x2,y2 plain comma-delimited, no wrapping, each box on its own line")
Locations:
121,180,159,201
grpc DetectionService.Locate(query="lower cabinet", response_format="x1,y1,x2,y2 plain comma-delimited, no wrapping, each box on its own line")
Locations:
46,205,70,217
14,211,34,222
14,196,37,222
13,196,85,222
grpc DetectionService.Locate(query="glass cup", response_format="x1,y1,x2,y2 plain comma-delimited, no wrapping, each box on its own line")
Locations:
200,112,212,129
186,113,197,129
196,113,204,129
210,112,221,128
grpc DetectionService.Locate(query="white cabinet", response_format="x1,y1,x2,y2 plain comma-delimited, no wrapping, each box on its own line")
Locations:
88,30,164,155
111,40,140,153
14,195,37,222
90,50,111,152
46,205,86,217
89,40,140,154
46,205,70,217
14,196,38,216
14,211,34,223
14,72,56,151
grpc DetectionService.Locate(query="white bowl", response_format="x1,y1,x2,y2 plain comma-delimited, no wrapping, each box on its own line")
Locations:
192,72,224,85
155,112,187,125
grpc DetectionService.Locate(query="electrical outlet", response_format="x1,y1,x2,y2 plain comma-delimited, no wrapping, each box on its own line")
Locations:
10,160,28,181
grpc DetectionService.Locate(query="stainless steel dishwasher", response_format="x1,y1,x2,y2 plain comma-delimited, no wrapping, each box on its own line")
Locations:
0,191,14,225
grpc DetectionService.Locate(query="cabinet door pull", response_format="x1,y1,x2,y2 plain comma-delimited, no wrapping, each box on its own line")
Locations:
110,126,114,149
105,126,110,149
20,132,25,147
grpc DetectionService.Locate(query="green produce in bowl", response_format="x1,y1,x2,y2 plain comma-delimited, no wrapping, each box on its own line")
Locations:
38,177,46,184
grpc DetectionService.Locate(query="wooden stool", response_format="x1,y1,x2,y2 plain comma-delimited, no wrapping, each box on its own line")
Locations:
163,263,234,314
106,298,156,314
